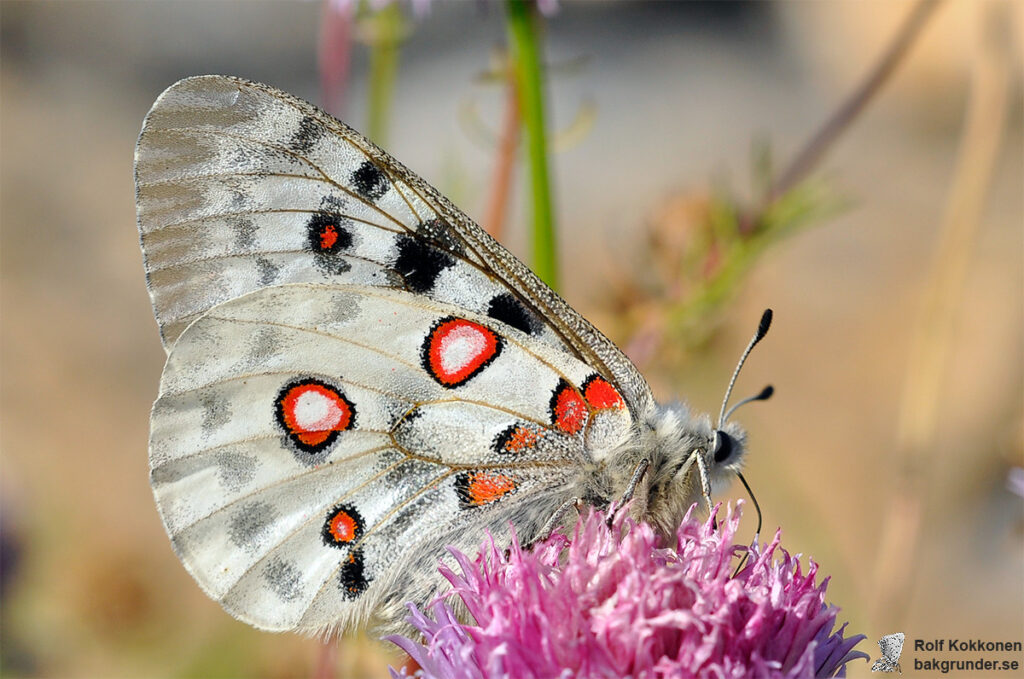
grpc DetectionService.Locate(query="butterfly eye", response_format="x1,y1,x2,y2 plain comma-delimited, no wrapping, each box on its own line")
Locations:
713,430,734,464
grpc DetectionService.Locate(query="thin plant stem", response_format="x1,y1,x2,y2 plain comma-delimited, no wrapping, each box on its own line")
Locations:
749,0,943,226
318,0,354,117
313,638,337,679
483,75,521,240
366,3,403,146
506,0,558,290
869,0,1013,627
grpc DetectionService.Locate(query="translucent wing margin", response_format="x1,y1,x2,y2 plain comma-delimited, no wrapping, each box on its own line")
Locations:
135,75,654,416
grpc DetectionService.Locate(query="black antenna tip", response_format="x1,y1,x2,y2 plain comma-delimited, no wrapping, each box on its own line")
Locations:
757,384,774,401
756,309,773,340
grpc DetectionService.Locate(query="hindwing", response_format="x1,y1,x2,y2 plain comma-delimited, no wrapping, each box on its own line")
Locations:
149,284,634,632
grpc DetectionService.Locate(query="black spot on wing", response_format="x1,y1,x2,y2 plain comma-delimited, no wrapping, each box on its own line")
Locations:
487,293,540,335
339,549,369,600
351,161,389,201
394,235,454,293
290,116,322,153
306,211,354,275
417,217,466,256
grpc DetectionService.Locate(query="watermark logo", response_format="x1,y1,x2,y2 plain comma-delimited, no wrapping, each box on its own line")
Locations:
872,632,904,674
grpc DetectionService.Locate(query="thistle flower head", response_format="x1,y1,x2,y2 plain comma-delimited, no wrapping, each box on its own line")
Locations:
389,504,867,678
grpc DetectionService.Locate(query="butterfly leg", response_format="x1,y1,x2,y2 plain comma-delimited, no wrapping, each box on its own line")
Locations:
693,449,714,515
620,458,650,504
602,458,652,528
538,497,583,539
690,448,719,532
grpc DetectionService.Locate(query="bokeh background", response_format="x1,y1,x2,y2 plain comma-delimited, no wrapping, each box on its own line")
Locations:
1,1,1021,677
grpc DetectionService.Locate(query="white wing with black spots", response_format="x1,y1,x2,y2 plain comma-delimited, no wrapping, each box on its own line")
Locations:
135,76,653,417
148,283,634,633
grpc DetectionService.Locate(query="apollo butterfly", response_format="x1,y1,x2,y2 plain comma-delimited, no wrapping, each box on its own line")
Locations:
136,76,771,635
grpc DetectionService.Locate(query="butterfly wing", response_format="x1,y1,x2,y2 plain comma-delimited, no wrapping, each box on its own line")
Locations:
879,633,905,663
871,658,896,672
138,75,644,634
135,75,653,416
149,283,633,633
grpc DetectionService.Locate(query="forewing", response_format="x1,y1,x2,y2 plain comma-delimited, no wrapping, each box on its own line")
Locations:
879,633,905,662
135,75,654,416
149,284,634,633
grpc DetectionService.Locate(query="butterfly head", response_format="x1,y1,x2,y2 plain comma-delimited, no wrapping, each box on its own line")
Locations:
634,404,745,538
710,421,747,475
630,311,773,539
709,307,774,475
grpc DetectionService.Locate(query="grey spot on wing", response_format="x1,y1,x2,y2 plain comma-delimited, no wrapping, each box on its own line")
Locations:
320,194,347,212
228,144,253,170
178,319,226,356
214,450,257,493
232,327,281,372
200,392,231,437
255,256,280,286
230,217,258,249
264,556,304,602
313,252,352,277
330,292,362,325
231,189,248,209
228,501,279,554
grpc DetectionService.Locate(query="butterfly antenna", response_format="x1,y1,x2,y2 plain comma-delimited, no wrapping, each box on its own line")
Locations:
723,385,774,424
737,471,762,538
731,471,763,577
717,309,773,429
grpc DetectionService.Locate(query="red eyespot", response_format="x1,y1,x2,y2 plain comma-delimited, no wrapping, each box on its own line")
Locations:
550,379,587,435
493,424,543,455
319,223,339,250
583,375,625,410
275,379,356,453
323,505,362,545
422,317,502,387
455,471,517,508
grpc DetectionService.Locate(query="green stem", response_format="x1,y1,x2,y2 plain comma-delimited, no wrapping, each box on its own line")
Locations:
366,3,403,146
506,0,558,290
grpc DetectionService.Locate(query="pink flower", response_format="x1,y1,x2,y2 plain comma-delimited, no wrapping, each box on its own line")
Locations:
388,505,867,678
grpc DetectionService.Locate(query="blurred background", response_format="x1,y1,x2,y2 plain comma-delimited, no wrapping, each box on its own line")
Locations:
1,1,1021,677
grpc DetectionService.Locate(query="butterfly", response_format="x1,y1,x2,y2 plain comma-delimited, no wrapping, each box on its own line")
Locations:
871,633,905,674
135,75,772,637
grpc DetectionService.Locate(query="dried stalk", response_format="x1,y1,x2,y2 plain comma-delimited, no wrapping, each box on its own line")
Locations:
869,0,1014,626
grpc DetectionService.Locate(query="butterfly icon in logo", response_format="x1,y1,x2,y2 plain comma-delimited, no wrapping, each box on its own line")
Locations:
871,632,904,673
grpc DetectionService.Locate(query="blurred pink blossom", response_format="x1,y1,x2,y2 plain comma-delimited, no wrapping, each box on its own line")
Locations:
389,505,867,678
327,0,559,19
1007,467,1024,498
